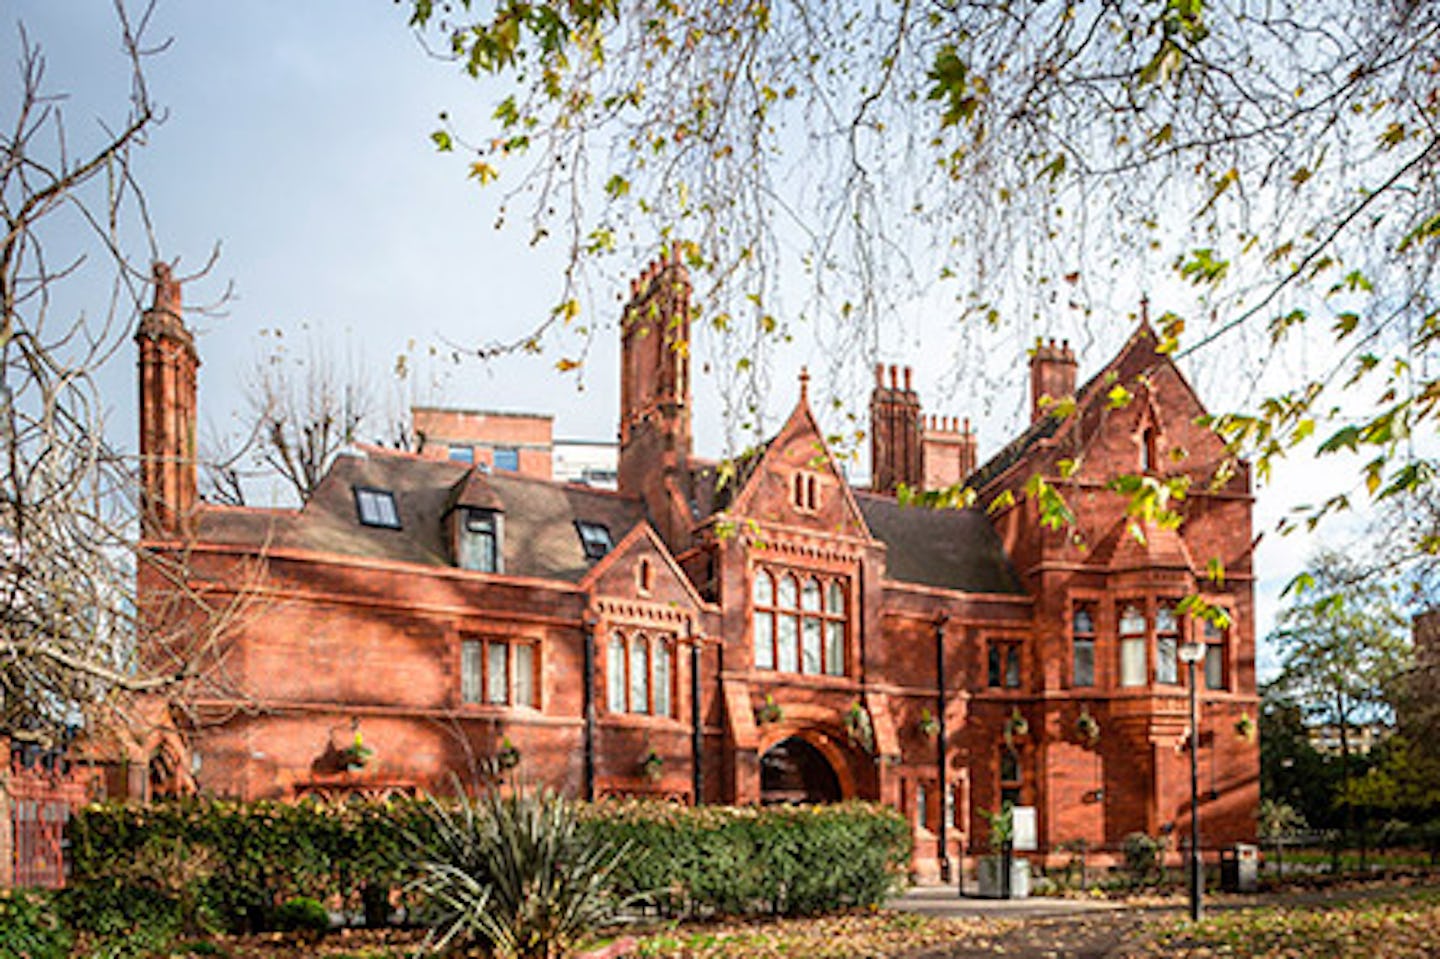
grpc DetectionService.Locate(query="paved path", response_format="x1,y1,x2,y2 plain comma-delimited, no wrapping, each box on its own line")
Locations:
888,885,1129,919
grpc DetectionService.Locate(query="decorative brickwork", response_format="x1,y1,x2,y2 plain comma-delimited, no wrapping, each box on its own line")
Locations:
137,257,1258,878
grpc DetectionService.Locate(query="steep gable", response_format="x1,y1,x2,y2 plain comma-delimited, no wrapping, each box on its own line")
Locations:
973,323,1238,496
579,523,711,615
722,379,872,540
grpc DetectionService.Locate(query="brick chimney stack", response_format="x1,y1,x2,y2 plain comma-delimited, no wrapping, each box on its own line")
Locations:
617,245,694,549
922,415,978,490
136,262,199,538
870,363,922,495
1029,338,1077,422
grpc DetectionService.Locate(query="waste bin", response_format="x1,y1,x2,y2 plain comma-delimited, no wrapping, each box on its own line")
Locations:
1220,843,1258,893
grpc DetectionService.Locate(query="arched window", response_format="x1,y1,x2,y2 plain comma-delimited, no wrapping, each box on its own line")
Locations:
801,578,823,674
751,567,848,675
607,635,626,713
1142,426,1158,473
777,574,800,672
825,580,846,676
630,636,650,714
753,570,775,669
654,642,672,717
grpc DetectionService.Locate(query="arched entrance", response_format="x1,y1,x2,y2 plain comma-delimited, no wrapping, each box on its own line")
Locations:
760,736,843,804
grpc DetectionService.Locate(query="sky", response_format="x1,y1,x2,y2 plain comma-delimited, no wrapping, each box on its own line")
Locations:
3,1,1381,674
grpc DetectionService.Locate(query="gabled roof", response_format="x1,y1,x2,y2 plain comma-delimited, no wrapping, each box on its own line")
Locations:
1088,516,1198,574
969,323,1198,492
195,449,646,582
854,493,1024,594
578,522,711,610
720,383,873,539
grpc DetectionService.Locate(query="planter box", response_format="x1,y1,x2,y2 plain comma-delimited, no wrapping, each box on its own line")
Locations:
975,856,1031,899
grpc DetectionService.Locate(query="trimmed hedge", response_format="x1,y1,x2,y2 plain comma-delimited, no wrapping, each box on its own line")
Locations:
69,796,909,929
0,890,72,959
582,800,911,916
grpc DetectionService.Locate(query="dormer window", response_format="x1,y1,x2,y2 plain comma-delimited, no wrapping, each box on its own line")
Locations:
461,508,500,573
354,487,400,529
576,521,613,560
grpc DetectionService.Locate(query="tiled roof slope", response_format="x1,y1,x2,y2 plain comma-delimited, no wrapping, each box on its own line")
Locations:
195,449,647,582
855,492,1024,594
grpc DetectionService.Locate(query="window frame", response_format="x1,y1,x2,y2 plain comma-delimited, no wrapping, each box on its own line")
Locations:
354,486,401,529
1155,602,1180,685
493,446,520,472
1118,602,1147,687
575,520,614,560
1203,614,1231,691
460,508,501,573
605,630,677,718
751,565,847,676
987,640,1022,689
1071,602,1097,688
460,636,538,709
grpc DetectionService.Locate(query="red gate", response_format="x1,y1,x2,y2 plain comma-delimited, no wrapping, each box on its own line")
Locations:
6,761,87,889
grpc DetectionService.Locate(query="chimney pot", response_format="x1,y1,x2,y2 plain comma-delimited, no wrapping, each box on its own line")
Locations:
903,367,912,391
875,363,885,387
889,365,898,389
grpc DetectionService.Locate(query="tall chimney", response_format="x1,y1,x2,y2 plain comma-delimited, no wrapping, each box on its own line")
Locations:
922,416,978,490
616,245,694,549
870,364,922,495
136,262,199,538
1029,338,1077,422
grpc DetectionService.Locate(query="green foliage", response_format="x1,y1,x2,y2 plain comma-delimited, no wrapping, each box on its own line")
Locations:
414,784,633,958
0,890,72,959
582,800,910,918
60,881,186,958
69,798,426,933
273,897,331,933
1121,832,1167,887
979,803,1013,854
69,794,910,945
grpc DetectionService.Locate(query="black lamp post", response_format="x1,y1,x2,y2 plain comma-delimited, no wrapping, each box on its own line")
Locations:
1178,638,1206,922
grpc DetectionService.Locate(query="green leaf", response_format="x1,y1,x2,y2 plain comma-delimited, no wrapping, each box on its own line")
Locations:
431,130,454,152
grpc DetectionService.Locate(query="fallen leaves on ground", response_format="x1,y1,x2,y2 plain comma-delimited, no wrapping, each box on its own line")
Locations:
1133,888,1440,958
630,911,1016,959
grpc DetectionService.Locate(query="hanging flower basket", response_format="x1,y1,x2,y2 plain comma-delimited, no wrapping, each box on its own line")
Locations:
496,736,521,771
641,749,664,782
1076,708,1100,744
845,701,875,754
1004,708,1029,749
918,708,940,738
340,732,373,772
1235,712,1256,742
756,694,783,725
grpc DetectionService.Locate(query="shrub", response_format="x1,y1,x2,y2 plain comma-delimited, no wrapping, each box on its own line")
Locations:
1122,832,1168,887
60,881,185,958
273,896,331,933
413,783,633,957
0,890,72,959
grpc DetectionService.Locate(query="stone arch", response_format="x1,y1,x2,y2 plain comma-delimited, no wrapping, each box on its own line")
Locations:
756,711,873,802
761,735,843,805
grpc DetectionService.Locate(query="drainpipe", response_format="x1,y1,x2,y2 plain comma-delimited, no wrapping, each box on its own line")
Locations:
935,611,951,883
583,607,598,801
691,622,704,804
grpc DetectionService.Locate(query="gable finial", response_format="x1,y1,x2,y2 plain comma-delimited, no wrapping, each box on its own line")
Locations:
798,366,810,402
1140,292,1150,326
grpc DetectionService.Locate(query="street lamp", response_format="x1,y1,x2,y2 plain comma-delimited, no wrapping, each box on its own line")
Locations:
1178,638,1207,922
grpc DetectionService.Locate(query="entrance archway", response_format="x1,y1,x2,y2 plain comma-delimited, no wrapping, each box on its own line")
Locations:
760,736,842,804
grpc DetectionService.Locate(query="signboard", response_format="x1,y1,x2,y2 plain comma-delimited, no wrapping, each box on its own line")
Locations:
1011,805,1038,851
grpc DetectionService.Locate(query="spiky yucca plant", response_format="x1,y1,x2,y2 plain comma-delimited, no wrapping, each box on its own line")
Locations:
414,782,634,958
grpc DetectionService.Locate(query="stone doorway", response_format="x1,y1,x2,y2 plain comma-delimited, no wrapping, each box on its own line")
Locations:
760,735,843,804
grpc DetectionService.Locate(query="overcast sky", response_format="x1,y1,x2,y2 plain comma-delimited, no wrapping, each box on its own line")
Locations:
4,2,1383,669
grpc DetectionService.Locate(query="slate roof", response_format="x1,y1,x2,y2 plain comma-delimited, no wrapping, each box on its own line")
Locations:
195,449,647,583
855,492,1024,594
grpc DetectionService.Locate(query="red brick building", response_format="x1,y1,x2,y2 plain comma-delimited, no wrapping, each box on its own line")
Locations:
137,251,1259,875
